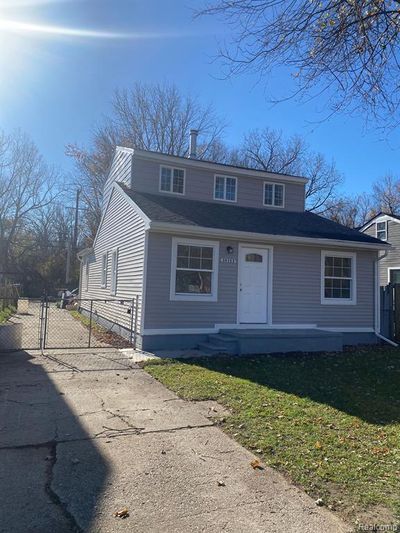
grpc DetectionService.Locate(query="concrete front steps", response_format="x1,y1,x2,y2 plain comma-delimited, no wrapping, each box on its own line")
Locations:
197,328,343,356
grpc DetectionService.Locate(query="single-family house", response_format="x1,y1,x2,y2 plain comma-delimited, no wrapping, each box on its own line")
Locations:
78,131,389,354
361,213,400,286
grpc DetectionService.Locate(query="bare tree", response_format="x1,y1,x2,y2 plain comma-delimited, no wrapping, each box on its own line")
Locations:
199,1,400,127
234,128,342,212
67,83,225,237
371,174,400,214
323,193,376,228
0,130,60,279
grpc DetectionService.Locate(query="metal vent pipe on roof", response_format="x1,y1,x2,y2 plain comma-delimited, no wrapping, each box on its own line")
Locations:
189,129,199,159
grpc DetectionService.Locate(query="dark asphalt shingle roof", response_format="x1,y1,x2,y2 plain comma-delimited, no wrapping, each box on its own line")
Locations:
120,185,385,245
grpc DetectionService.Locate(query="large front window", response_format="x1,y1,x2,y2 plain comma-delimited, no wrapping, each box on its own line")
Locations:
160,166,185,195
171,239,219,301
321,251,356,304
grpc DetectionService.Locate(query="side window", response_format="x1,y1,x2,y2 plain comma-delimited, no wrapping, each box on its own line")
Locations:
376,221,387,241
111,249,118,295
101,253,108,288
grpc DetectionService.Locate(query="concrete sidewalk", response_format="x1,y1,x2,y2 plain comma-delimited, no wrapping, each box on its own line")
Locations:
0,350,350,532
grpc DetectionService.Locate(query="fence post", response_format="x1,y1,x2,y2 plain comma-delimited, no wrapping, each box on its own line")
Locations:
134,295,139,349
39,297,45,352
42,293,48,352
129,298,135,347
88,300,93,348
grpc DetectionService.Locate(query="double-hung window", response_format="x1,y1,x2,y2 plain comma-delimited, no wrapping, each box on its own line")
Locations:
160,166,185,195
264,182,285,207
101,253,108,288
214,175,237,202
321,251,356,304
111,249,118,295
376,221,387,241
170,238,219,301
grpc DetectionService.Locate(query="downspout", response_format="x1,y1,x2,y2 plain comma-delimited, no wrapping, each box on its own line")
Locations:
374,250,398,346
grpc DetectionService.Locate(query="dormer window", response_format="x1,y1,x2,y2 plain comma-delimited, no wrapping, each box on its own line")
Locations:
264,182,285,208
214,175,237,202
376,221,387,241
160,166,185,195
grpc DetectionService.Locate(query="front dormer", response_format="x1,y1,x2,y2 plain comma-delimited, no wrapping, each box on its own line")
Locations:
102,144,308,216
131,150,307,212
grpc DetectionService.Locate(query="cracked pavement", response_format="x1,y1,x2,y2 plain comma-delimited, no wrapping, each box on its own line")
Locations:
0,350,351,533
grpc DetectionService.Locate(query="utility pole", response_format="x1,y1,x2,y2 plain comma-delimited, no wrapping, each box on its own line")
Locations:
65,188,81,285
73,188,81,251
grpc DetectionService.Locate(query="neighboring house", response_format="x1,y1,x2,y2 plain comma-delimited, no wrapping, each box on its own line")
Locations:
361,213,400,286
78,132,388,354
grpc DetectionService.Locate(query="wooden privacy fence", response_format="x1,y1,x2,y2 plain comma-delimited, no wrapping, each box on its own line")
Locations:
380,283,400,342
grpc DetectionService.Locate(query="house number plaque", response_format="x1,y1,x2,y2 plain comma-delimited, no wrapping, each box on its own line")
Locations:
220,257,237,264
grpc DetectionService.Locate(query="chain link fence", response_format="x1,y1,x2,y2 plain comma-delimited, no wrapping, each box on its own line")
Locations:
0,295,140,352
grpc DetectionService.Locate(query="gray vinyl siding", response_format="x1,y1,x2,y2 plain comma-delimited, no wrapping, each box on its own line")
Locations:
102,149,133,211
132,156,305,212
144,233,237,329
272,246,376,327
81,186,146,338
143,233,376,330
364,220,400,286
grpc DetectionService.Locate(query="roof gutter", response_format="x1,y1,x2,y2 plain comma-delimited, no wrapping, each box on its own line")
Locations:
148,221,391,251
77,247,94,261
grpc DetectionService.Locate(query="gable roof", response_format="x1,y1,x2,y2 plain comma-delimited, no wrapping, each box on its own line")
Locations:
118,184,386,248
360,212,400,231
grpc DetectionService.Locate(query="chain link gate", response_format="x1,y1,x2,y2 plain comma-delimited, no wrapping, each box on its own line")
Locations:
0,295,139,352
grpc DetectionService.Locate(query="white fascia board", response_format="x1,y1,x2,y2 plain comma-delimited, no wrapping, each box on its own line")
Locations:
131,148,308,185
77,247,94,260
148,221,391,250
113,182,151,227
116,145,134,155
93,183,151,249
92,186,115,248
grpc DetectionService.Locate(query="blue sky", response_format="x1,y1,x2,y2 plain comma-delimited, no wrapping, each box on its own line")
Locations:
0,0,399,195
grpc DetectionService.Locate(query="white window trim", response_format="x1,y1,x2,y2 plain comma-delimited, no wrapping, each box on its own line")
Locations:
159,165,186,196
213,175,237,203
387,266,400,283
170,237,219,302
263,182,285,208
110,248,118,296
101,252,108,288
321,250,357,305
376,220,388,241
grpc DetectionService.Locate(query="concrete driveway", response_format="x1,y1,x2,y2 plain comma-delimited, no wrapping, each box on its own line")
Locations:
0,349,350,533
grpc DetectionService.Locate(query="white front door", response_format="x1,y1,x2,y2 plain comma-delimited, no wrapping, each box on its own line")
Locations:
238,246,270,323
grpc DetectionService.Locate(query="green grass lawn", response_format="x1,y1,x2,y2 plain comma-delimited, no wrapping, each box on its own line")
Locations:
145,348,400,525
0,306,16,323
